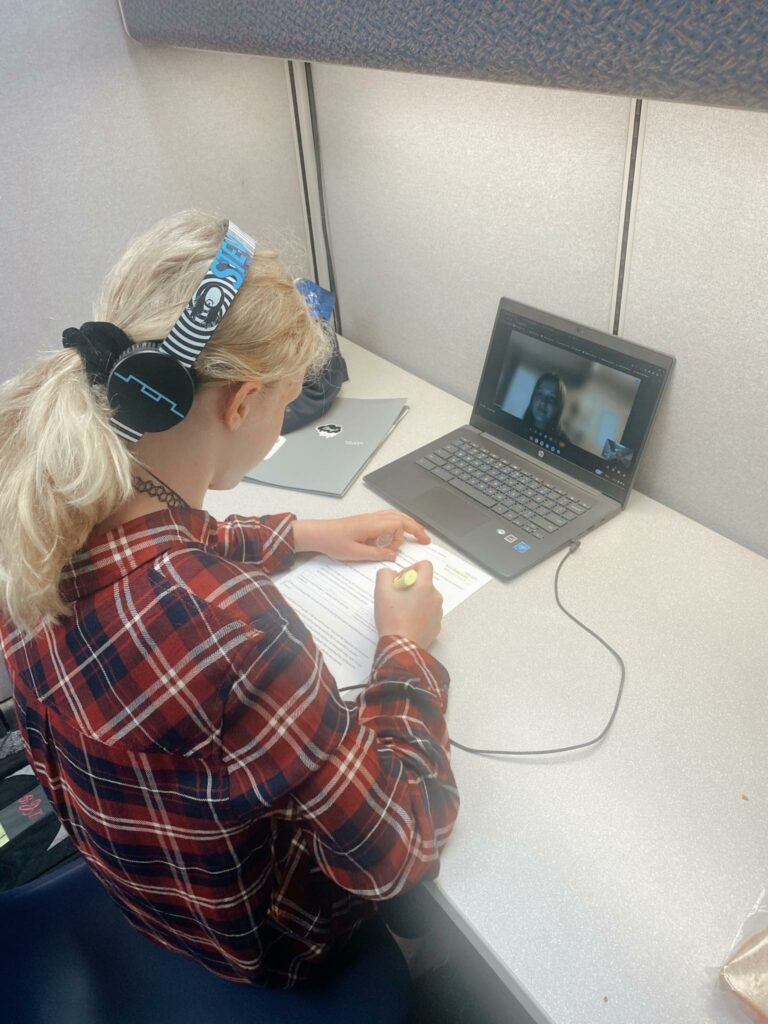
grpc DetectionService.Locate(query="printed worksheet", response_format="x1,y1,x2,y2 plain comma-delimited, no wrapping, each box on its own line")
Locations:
277,541,490,689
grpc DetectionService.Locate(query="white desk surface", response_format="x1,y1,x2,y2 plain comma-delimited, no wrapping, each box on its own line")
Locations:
205,339,768,1024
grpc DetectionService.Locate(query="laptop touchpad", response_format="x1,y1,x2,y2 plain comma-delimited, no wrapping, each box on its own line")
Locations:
412,485,489,535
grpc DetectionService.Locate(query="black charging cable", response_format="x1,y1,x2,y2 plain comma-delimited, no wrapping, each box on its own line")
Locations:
339,540,626,758
450,541,626,757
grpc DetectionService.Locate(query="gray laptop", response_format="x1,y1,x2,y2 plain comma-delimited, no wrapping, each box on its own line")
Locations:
246,397,407,497
364,297,674,580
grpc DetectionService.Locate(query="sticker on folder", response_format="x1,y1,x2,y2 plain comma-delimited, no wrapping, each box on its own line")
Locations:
316,423,342,438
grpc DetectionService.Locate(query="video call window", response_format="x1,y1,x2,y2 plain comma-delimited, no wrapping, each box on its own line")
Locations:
493,329,641,464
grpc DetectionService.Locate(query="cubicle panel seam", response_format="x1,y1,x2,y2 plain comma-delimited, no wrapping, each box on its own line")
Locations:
304,63,343,336
284,60,343,335
610,98,646,338
286,61,320,285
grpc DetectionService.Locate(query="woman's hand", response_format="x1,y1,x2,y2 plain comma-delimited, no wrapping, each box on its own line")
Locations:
293,510,430,562
374,560,443,649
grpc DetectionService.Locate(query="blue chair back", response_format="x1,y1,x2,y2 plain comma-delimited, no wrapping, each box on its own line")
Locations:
0,856,410,1024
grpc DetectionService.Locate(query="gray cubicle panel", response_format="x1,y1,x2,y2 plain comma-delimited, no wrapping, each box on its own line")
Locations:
0,2,309,383
624,102,768,557
311,65,630,400
119,0,768,112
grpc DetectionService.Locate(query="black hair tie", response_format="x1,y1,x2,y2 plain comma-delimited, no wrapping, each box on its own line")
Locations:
62,322,134,387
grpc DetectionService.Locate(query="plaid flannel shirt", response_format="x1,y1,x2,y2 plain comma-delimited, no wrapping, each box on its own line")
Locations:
0,509,458,986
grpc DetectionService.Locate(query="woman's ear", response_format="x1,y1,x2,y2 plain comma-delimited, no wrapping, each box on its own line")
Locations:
222,381,261,431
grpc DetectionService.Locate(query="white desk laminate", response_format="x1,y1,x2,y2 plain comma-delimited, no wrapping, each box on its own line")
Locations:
205,339,768,1024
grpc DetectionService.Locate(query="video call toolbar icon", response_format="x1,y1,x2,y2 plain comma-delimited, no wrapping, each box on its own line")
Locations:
530,434,562,454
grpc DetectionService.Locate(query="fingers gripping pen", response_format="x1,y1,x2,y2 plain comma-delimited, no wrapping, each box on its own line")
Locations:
392,569,418,590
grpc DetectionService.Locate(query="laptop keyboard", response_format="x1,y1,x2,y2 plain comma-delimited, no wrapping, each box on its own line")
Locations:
416,437,591,541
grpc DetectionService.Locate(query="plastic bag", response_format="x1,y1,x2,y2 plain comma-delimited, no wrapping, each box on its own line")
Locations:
719,889,768,1023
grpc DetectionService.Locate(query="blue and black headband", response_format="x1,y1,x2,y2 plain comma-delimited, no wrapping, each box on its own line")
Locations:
63,222,256,443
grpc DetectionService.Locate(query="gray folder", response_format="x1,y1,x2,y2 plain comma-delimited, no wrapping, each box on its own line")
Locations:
245,397,408,496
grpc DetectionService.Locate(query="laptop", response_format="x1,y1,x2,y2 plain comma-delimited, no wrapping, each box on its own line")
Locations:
364,297,674,580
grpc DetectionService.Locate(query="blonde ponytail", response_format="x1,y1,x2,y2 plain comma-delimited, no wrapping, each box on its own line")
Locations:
0,209,326,632
0,349,133,631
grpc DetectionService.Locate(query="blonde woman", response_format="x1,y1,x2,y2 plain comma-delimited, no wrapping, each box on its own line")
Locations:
0,212,458,987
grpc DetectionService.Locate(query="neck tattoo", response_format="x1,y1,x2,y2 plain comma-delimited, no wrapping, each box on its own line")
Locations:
131,472,191,511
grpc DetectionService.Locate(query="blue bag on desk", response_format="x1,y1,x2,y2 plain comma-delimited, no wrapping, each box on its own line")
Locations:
282,279,349,434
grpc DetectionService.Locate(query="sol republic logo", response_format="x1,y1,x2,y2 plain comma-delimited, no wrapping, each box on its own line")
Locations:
112,372,185,418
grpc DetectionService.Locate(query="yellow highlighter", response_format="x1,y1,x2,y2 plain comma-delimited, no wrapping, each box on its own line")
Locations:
392,569,418,590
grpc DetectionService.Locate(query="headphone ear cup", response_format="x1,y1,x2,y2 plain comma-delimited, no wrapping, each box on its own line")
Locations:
107,344,196,435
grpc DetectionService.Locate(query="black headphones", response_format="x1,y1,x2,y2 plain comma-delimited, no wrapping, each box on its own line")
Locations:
65,222,255,443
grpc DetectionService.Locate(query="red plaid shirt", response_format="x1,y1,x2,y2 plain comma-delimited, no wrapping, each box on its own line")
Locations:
0,509,458,986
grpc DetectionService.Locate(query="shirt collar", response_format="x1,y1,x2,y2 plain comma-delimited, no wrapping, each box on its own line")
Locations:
59,508,218,603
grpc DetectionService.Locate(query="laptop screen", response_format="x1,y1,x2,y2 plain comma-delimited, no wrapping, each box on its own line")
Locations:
471,299,673,503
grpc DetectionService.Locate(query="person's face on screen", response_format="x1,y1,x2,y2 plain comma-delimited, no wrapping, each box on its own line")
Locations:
530,377,562,431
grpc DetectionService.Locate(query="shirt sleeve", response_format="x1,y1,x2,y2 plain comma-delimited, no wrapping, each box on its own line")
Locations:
297,635,459,899
221,604,459,901
212,513,296,574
